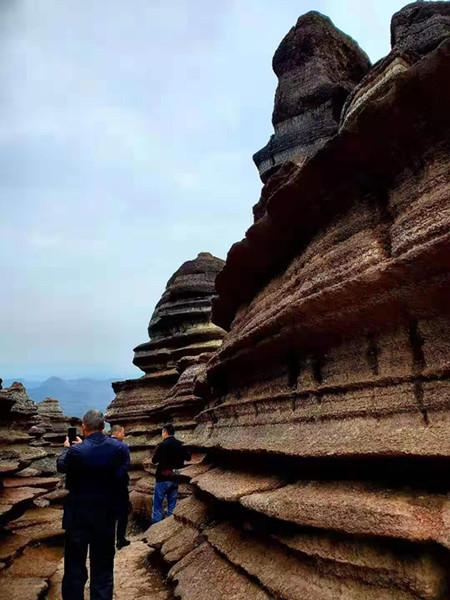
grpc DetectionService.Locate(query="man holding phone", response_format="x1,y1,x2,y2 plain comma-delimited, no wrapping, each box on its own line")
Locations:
57,409,129,600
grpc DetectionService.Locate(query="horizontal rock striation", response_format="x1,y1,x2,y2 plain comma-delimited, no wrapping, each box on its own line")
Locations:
252,11,370,184
0,382,78,598
142,6,450,600
342,2,450,129
391,1,450,56
106,253,224,519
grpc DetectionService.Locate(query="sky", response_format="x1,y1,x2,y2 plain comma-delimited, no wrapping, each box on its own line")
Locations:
0,0,413,381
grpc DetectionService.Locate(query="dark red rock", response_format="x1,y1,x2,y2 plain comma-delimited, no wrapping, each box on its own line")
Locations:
253,11,370,183
391,1,450,56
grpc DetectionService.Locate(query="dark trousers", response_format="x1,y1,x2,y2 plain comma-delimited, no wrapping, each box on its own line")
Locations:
116,490,129,543
62,519,115,600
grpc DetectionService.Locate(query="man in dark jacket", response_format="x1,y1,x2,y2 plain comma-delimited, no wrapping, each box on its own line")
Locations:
57,409,128,600
151,423,191,524
110,424,130,549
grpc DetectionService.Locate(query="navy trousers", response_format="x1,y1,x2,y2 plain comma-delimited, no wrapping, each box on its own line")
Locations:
151,481,178,524
62,518,115,600
116,489,129,543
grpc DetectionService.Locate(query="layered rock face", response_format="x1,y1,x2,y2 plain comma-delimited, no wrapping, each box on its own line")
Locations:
106,253,224,519
252,11,371,183
341,1,450,128
0,383,79,598
391,1,450,56
143,5,450,600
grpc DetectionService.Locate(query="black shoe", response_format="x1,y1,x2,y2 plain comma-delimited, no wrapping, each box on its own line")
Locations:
117,539,131,549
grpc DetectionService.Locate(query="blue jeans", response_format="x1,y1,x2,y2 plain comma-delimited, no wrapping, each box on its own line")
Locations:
152,481,178,524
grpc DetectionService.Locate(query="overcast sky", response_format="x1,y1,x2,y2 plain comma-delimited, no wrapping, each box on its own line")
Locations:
0,0,411,381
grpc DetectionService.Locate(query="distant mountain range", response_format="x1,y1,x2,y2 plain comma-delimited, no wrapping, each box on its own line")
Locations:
2,376,117,418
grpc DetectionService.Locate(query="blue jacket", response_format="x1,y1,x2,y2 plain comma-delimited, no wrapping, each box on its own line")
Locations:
57,432,129,529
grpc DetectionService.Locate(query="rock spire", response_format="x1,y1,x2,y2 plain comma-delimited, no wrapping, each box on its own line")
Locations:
253,11,370,183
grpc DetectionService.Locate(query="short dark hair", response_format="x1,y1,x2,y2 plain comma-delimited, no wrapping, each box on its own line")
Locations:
82,409,105,432
110,424,124,435
163,423,175,436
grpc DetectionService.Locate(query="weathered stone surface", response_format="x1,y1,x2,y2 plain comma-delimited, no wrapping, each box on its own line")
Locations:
0,533,30,563
240,481,450,548
0,389,16,416
253,11,370,183
5,508,63,542
160,523,203,564
3,542,63,579
129,490,153,521
192,468,282,502
391,1,450,56
206,522,443,600
168,542,273,600
0,487,47,516
341,49,414,128
6,383,37,417
177,463,210,480
0,461,20,475
0,577,48,600
274,530,446,600
14,468,41,477
173,496,212,529
2,477,59,490
144,515,183,548
40,488,68,504
112,540,170,600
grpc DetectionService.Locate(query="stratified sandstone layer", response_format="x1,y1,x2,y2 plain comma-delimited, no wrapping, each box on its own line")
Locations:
391,1,450,56
252,11,370,183
106,253,224,519
0,383,79,599
144,4,450,600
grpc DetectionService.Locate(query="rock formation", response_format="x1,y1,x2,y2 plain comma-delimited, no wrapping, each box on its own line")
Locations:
252,11,371,183
36,397,75,443
106,252,225,520
0,383,80,597
341,2,450,129
391,1,450,56
140,4,450,600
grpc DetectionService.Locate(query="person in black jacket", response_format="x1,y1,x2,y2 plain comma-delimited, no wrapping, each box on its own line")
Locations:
57,409,129,600
151,423,191,524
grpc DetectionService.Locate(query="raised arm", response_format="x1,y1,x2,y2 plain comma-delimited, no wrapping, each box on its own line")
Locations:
56,438,82,473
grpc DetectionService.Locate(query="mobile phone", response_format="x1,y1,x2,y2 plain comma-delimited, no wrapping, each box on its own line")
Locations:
68,427,77,444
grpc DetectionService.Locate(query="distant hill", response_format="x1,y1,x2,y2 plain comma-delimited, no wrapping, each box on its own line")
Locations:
2,377,116,418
